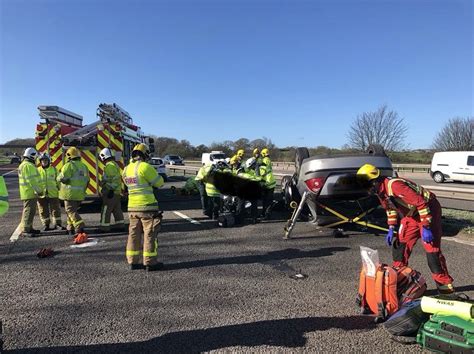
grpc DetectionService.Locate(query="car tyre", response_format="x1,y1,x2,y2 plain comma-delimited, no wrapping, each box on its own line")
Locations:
366,144,387,157
432,172,444,183
295,147,310,175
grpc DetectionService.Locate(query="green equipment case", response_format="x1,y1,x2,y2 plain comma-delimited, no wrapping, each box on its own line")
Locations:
417,314,474,353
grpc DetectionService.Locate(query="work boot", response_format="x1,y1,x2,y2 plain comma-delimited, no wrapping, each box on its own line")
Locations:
130,264,144,270
21,232,38,238
30,229,41,234
145,262,164,272
42,225,52,232
437,283,455,295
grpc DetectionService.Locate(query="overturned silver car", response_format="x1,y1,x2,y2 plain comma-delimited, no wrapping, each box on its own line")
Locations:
282,145,394,238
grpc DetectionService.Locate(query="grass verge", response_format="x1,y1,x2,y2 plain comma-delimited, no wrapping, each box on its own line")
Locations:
442,208,474,239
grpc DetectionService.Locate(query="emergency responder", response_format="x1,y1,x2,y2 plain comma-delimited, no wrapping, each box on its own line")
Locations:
0,176,9,217
356,163,455,295
122,143,164,271
98,148,125,232
253,148,261,167
37,153,63,231
230,149,245,170
229,155,241,174
57,147,90,239
195,165,209,216
196,162,226,219
258,148,276,219
18,148,43,237
236,157,261,224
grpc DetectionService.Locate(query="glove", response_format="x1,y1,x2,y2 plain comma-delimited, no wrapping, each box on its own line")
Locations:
386,226,395,246
422,227,433,243
107,189,114,199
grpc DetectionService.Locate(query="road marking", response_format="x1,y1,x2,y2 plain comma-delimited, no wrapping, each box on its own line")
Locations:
2,169,17,177
442,236,474,247
10,224,22,243
173,211,201,225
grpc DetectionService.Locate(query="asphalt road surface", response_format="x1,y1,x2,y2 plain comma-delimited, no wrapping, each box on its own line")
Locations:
1,168,473,353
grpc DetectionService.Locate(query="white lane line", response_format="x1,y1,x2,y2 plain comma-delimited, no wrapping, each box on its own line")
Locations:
2,169,17,177
173,211,201,225
10,224,22,243
442,237,474,247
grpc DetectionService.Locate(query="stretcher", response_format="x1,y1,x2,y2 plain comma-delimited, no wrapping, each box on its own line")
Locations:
284,191,390,239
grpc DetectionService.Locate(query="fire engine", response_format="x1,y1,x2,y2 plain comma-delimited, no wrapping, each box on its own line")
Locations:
35,103,155,196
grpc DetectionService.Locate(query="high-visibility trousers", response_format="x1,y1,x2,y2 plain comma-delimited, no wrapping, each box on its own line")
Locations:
37,198,62,227
64,200,85,232
392,198,453,286
21,198,37,232
126,211,161,266
100,194,124,231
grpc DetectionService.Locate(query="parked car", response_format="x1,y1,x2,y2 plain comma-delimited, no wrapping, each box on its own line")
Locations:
282,145,394,238
430,151,474,183
202,151,226,165
150,157,168,181
9,156,21,164
163,155,184,165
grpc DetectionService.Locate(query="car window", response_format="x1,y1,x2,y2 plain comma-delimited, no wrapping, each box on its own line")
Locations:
467,156,474,166
211,154,225,160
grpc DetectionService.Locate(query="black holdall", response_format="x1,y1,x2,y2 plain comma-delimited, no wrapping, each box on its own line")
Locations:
384,299,430,338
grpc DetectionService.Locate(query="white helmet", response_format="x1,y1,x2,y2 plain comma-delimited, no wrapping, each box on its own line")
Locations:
245,157,256,170
23,147,38,160
39,152,51,162
99,148,113,161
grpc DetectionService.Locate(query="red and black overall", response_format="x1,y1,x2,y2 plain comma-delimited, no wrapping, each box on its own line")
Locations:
376,177,453,286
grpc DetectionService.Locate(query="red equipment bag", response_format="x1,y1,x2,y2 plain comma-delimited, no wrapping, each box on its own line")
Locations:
357,265,426,323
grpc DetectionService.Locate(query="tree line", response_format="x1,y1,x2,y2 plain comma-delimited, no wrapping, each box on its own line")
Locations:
2,106,472,163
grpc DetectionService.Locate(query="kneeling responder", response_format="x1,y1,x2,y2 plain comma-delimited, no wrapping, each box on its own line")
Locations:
122,143,164,271
57,147,90,239
98,148,125,232
197,162,227,219
19,148,43,237
37,153,63,231
356,163,455,295
258,148,276,219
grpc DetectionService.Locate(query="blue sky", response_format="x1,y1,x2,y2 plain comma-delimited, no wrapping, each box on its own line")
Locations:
0,0,472,149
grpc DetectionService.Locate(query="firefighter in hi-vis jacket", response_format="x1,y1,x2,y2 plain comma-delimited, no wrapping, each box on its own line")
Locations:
357,164,454,295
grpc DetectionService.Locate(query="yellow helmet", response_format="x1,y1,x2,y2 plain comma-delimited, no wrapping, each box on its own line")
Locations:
237,149,245,157
252,148,260,156
261,148,269,157
66,147,81,160
356,164,380,181
132,143,150,158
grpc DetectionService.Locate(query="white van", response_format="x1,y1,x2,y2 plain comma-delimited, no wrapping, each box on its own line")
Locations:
201,151,226,165
430,151,474,183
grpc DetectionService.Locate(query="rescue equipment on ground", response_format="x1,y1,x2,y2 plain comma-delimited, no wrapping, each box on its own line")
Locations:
357,246,426,323
417,314,474,352
384,299,430,337
421,296,474,321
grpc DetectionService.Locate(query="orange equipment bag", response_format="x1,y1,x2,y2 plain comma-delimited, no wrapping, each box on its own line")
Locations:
357,265,427,323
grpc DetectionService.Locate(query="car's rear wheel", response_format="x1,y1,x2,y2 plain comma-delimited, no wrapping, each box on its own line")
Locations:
432,171,445,183
366,144,387,157
295,147,310,174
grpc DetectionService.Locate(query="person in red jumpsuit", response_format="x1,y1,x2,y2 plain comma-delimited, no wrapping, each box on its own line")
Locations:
357,164,454,295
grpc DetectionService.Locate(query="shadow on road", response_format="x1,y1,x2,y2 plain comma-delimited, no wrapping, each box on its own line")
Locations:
10,315,374,353
163,247,350,271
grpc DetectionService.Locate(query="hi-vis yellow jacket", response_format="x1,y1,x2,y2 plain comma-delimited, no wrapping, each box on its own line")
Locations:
18,160,43,200
122,159,164,211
